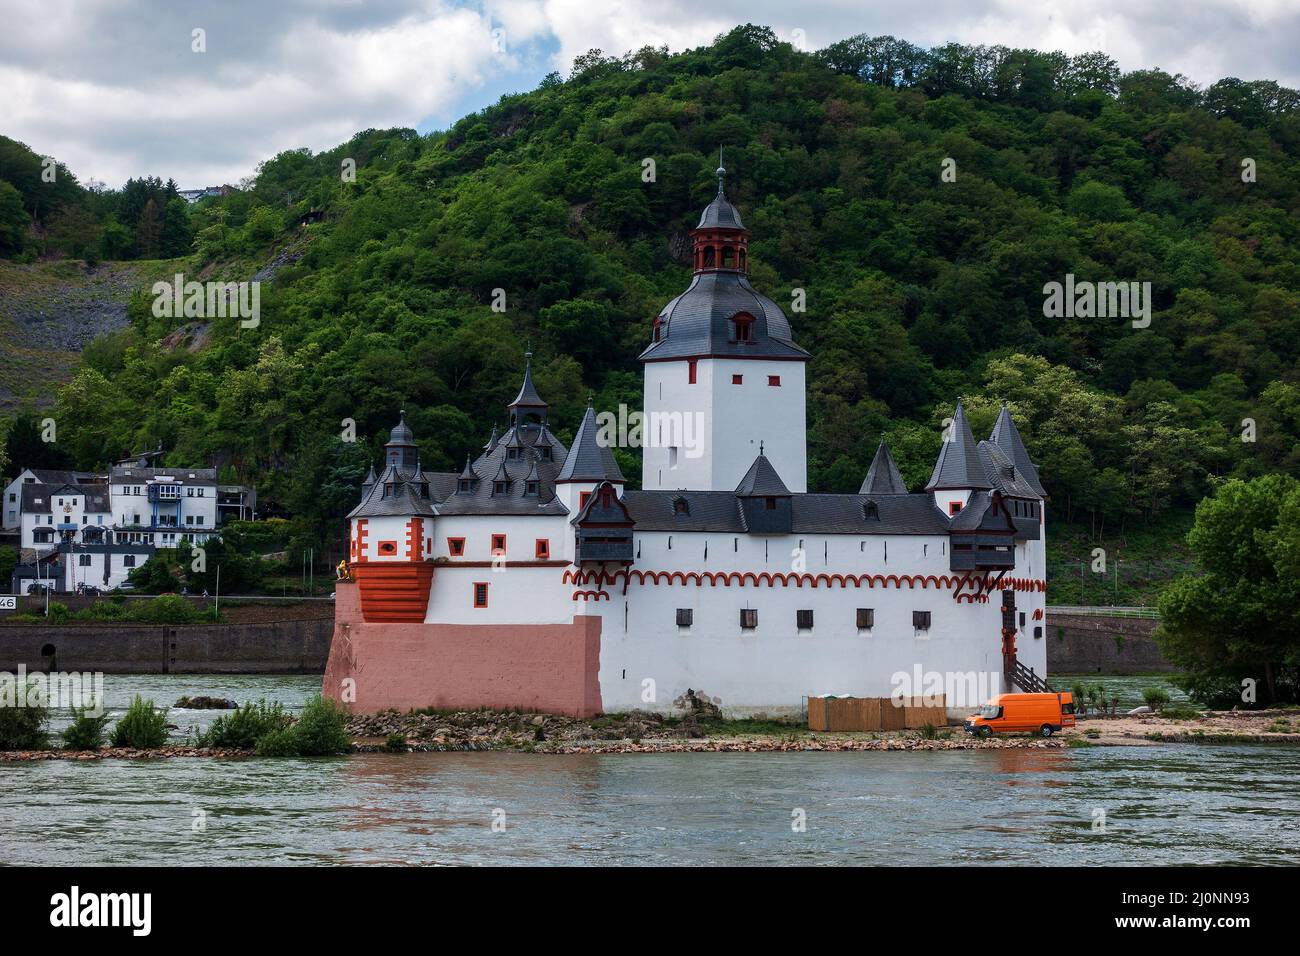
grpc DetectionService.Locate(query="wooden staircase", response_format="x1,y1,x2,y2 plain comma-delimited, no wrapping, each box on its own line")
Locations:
1007,658,1052,694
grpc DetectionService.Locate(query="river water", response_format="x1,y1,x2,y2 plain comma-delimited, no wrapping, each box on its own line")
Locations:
2,675,1297,866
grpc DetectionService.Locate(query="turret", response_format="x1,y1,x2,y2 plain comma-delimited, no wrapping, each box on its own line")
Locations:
926,400,992,517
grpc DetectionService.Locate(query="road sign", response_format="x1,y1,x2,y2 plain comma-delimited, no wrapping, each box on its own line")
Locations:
0,596,16,610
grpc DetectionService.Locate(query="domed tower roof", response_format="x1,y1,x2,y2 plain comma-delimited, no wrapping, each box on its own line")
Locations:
388,411,414,446
697,158,744,229
641,153,808,364
507,353,548,425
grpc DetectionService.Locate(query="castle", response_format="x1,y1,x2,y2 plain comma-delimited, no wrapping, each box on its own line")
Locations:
324,164,1048,718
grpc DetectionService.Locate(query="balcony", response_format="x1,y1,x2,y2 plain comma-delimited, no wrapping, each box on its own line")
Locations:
148,484,182,502
574,531,634,564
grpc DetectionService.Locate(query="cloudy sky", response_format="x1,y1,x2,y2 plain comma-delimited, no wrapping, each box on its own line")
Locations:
2,0,1297,189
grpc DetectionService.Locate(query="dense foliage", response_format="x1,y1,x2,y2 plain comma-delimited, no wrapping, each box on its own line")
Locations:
0,135,195,261
4,25,1298,555
0,682,48,750
1158,475,1300,706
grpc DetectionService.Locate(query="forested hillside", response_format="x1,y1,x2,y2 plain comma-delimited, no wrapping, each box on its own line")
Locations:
4,25,1299,559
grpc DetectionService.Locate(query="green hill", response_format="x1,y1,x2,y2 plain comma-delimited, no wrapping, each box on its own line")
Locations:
4,25,1300,563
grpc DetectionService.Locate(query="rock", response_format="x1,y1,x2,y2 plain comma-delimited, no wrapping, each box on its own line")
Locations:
176,696,238,710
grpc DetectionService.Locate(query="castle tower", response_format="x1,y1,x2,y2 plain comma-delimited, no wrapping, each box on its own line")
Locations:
640,159,809,493
926,400,992,517
383,411,418,473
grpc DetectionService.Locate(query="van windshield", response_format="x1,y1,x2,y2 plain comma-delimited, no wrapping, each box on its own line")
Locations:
978,705,1002,719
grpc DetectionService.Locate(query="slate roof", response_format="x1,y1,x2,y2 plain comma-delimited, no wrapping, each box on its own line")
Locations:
926,401,992,491
21,484,111,514
109,465,219,487
508,358,547,412
388,412,415,446
621,490,951,535
860,440,908,494
734,452,790,496
977,441,1041,500
990,404,1046,497
555,404,624,483
639,271,809,362
19,468,99,486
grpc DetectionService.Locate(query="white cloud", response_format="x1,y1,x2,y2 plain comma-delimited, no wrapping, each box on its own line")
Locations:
1,0,1296,188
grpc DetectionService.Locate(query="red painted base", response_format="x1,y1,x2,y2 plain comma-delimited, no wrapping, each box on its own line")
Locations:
324,583,603,717
353,562,434,622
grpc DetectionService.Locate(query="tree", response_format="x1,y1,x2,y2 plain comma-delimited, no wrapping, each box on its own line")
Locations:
1157,475,1300,706
0,180,27,255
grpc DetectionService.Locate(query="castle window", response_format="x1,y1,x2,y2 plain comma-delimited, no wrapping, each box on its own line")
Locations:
948,501,962,516
722,246,734,268
676,608,693,628
796,609,814,630
1034,626,1043,640
673,496,690,516
493,479,510,496
764,497,777,510
507,448,518,460
447,537,465,557
525,480,539,497
731,313,754,343
535,538,549,559
491,534,506,556
856,608,874,629
653,317,662,342
79,554,91,567
738,249,747,271
913,611,931,631
539,446,551,460
473,582,489,608
864,501,879,520
458,477,474,493
731,374,743,385
767,375,781,387
740,608,758,630
579,491,591,510
688,359,697,384
703,246,716,268
378,541,398,556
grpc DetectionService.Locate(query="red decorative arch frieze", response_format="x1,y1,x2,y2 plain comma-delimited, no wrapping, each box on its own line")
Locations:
559,566,1043,594
571,589,610,602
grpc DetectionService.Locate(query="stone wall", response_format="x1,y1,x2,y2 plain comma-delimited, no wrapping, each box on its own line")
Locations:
0,618,331,673
1045,612,1173,674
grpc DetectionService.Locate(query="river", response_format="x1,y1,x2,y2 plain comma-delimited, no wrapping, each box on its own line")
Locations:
2,674,1297,866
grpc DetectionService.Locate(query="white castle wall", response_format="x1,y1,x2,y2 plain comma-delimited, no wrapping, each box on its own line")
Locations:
642,358,807,492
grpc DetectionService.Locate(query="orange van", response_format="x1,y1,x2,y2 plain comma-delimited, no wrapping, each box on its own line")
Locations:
964,692,1075,737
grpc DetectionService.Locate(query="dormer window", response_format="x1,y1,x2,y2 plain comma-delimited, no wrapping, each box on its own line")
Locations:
457,478,474,494
507,448,518,460
653,317,662,342
525,480,539,497
672,496,690,516
731,313,754,343
383,482,394,499
493,479,510,496
538,445,551,460
864,501,879,520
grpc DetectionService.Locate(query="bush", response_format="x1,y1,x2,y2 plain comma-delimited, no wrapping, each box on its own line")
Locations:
47,602,70,623
110,695,169,748
255,726,301,757
917,722,937,739
384,733,407,752
199,700,291,749
291,694,351,756
134,594,203,624
63,704,111,750
0,682,48,750
1142,686,1171,710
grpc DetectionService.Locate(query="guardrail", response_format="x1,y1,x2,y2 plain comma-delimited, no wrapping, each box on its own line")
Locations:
1047,605,1160,620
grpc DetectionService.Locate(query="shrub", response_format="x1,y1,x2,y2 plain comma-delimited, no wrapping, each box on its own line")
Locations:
1142,686,1171,710
291,694,351,756
63,704,111,750
255,726,301,757
110,695,169,748
0,681,48,750
384,733,407,752
917,722,937,739
47,602,70,623
134,594,202,625
199,700,290,749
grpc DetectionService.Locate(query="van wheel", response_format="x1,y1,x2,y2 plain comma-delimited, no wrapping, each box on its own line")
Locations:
1040,724,1054,737
977,726,992,739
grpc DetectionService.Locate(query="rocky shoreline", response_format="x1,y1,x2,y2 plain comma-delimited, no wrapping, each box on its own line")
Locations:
3,707,1297,761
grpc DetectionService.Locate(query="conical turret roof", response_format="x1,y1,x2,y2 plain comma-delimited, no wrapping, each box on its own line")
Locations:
926,400,992,491
860,439,908,495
